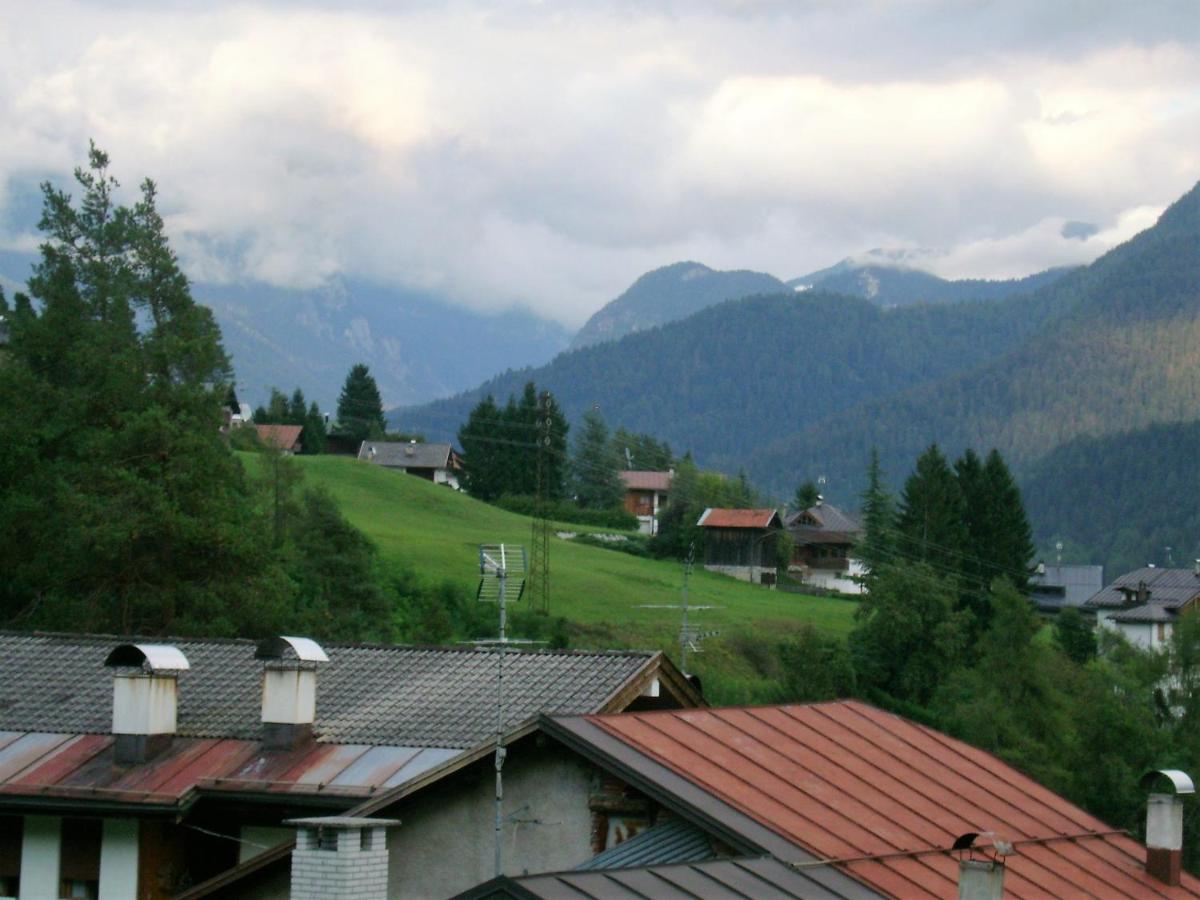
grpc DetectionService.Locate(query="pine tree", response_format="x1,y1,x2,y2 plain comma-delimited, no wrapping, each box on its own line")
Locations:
793,479,820,511
302,401,327,455
336,364,386,441
982,449,1035,592
458,393,504,501
896,444,967,580
857,448,895,581
288,388,307,426
572,408,624,509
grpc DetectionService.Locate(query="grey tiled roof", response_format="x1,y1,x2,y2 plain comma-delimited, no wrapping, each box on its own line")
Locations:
1030,564,1104,610
1085,567,1200,609
1108,603,1177,624
358,441,454,469
0,633,657,749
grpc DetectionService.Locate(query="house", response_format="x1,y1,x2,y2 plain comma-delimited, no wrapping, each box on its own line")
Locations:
1029,562,1105,613
1085,566,1200,649
786,500,865,594
697,508,784,586
618,470,672,534
254,423,304,454
359,441,463,489
0,631,701,899
165,696,1198,898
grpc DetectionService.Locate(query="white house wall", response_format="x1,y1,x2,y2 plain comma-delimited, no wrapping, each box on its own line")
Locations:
18,816,60,900
98,819,138,900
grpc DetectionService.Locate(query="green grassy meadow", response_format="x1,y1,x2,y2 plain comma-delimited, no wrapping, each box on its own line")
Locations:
271,454,860,701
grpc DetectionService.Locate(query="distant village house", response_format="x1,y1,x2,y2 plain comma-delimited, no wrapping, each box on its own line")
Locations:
254,423,303,454
786,500,865,595
359,440,463,489
697,508,783,586
1085,565,1200,650
618,470,672,534
1029,562,1104,613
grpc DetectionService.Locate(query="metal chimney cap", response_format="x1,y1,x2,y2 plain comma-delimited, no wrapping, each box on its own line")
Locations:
105,643,191,672
255,635,330,663
1141,770,1196,795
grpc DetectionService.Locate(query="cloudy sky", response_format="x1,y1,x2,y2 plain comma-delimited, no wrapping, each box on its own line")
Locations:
1,0,1197,326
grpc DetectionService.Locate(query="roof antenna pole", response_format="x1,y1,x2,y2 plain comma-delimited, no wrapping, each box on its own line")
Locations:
494,550,506,878
681,543,694,677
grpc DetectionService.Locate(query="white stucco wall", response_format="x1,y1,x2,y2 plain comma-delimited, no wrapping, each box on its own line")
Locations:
802,559,867,595
18,816,60,900
384,742,596,899
99,819,139,900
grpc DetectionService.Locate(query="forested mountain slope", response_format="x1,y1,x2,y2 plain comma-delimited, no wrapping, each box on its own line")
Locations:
1022,420,1200,575
788,260,1073,307
569,262,786,348
748,180,1200,496
398,284,1070,466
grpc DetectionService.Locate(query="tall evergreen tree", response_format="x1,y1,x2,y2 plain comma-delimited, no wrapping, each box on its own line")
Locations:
793,479,820,511
302,401,327,455
857,448,895,581
896,444,967,580
572,408,624,509
337,364,386,441
288,388,307,425
982,449,1035,592
458,393,504,501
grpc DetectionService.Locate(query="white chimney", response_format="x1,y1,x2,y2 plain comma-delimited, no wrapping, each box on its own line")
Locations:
953,833,1009,900
1142,769,1195,886
255,636,329,750
287,816,399,900
104,643,190,765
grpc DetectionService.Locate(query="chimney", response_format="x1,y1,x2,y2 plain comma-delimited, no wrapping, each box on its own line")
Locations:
1137,580,1150,605
953,832,1009,900
1193,558,1199,577
255,636,329,750
1036,561,1046,576
287,816,399,900
1141,769,1195,886
104,643,190,765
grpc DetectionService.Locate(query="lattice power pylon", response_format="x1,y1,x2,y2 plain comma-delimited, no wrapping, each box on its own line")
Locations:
528,391,553,615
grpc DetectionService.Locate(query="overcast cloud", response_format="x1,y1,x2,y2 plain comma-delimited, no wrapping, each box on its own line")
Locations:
1,0,1197,326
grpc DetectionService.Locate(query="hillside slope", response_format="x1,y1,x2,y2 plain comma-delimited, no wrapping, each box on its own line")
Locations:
749,179,1200,496
570,262,785,349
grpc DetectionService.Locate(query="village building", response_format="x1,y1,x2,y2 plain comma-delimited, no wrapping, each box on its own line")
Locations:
786,500,865,594
696,508,784,586
1029,562,1105,613
618,470,672,534
1085,566,1200,649
0,632,699,899
253,423,304,454
359,440,463,489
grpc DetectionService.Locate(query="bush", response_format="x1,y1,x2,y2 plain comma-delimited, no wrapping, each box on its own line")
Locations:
570,532,651,557
495,494,638,530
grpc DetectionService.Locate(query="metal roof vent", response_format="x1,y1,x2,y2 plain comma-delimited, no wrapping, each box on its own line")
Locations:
104,643,190,765
255,636,329,750
1141,769,1194,886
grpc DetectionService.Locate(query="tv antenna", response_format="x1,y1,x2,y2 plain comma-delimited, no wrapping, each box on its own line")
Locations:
1055,541,1063,565
637,543,719,676
470,543,540,877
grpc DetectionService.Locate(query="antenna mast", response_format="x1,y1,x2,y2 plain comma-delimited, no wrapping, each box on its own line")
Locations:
474,543,530,877
528,392,553,615
636,542,718,678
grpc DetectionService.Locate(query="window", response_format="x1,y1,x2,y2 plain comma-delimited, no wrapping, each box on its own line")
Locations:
58,819,100,900
0,815,19,899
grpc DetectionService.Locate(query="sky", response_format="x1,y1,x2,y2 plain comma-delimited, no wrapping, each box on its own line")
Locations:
1,0,1197,327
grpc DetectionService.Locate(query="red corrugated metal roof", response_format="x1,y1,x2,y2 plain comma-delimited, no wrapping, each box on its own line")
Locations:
585,702,1200,898
698,508,781,529
254,424,303,450
620,471,672,492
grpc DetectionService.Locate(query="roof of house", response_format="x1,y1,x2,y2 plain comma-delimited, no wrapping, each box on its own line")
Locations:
458,856,870,900
0,633,681,749
1085,567,1200,610
697,508,782,530
1109,603,1178,624
546,701,1200,898
619,470,673,492
1030,564,1106,610
358,441,458,469
787,503,861,534
254,423,303,450
576,817,715,870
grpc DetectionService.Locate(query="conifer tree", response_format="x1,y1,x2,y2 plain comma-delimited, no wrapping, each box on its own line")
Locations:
896,443,967,580
336,364,386,441
982,449,1035,592
793,479,820,512
572,408,624,509
857,448,895,581
457,393,504,501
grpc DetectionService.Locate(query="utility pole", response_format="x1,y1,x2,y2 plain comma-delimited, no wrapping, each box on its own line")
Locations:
528,391,553,615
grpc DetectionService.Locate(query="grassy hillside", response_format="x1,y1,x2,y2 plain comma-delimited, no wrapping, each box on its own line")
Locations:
283,454,858,701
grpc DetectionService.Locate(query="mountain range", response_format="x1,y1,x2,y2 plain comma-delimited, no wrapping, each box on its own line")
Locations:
398,180,1200,570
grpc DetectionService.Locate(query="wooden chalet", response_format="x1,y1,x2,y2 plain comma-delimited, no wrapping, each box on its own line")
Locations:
696,508,783,586
787,501,865,594
618,470,672,534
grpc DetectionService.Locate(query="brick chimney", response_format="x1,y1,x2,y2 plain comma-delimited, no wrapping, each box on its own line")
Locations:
104,643,190,765
1141,769,1195,886
286,817,399,900
255,636,328,750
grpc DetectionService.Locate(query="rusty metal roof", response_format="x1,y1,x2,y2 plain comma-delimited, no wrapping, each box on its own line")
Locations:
253,423,303,450
620,471,673,492
697,508,782,529
557,702,1200,898
0,633,668,749
0,730,461,809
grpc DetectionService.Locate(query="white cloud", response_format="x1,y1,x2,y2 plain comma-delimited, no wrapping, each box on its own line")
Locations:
0,1,1196,325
